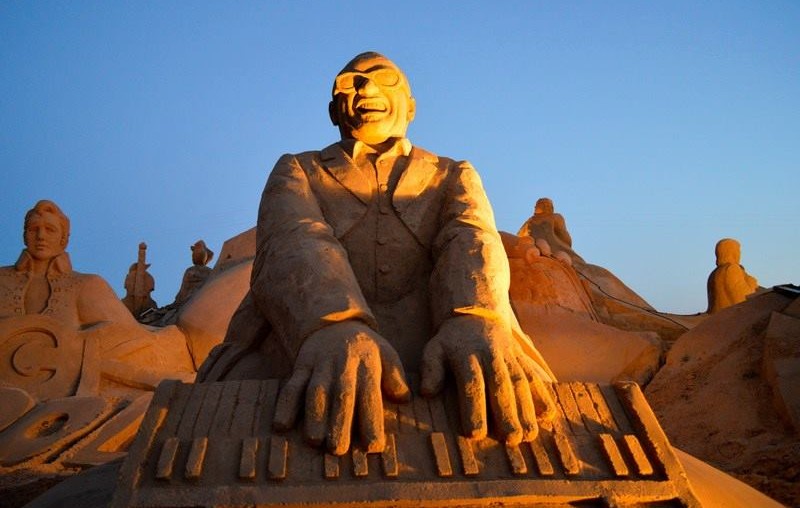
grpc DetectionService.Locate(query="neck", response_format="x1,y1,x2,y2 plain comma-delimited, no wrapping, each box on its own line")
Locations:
17,249,70,277
363,138,398,153
27,256,51,276
343,135,404,154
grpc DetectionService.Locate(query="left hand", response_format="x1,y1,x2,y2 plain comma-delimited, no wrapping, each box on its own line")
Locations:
420,315,555,445
271,320,410,455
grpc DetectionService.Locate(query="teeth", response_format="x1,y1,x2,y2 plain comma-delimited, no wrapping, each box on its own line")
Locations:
357,101,386,113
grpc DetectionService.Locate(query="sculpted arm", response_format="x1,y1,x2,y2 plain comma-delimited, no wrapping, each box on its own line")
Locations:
421,161,555,445
252,154,409,454
250,154,375,349
516,218,533,237
553,214,573,247
77,275,141,327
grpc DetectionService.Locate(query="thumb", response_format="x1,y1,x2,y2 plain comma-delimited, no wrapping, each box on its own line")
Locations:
378,340,411,402
273,364,311,432
420,337,446,397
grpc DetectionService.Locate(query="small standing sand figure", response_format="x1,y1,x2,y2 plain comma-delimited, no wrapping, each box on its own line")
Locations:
707,238,759,313
174,240,214,305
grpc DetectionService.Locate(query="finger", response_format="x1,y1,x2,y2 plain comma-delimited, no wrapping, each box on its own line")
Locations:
328,357,357,455
518,351,554,384
530,374,558,423
484,352,523,446
378,340,411,402
453,353,487,440
517,352,558,422
273,365,312,432
304,361,333,447
420,338,446,397
357,360,385,453
508,359,538,442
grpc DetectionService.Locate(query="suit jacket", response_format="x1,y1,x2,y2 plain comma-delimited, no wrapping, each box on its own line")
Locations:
199,141,553,381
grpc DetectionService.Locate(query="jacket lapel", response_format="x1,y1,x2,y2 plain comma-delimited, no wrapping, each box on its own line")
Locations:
320,143,372,205
393,146,439,215
393,147,442,246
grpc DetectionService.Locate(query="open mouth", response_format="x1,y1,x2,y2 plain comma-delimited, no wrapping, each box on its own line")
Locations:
355,100,387,114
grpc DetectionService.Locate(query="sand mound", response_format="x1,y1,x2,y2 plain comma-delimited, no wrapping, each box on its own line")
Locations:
645,290,800,506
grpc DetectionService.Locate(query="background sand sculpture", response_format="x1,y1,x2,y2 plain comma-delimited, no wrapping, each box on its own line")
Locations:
647,289,800,507
0,201,196,500
139,240,215,327
706,238,760,313
121,243,157,318
518,197,575,252
173,240,214,306
517,200,693,344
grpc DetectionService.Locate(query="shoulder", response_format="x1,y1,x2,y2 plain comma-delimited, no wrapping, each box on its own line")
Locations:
411,144,476,173
273,150,320,166
73,272,116,293
269,146,332,176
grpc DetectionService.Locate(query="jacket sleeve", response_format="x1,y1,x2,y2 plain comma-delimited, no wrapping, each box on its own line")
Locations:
430,160,515,327
430,160,555,379
249,153,376,359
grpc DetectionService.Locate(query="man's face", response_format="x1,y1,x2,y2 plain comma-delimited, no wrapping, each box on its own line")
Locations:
330,56,415,145
534,199,553,216
24,213,66,261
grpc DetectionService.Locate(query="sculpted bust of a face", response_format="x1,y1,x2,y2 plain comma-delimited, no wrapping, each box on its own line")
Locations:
329,52,416,145
23,201,69,262
534,198,554,216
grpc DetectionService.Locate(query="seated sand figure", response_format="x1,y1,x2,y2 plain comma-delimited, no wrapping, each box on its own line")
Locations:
0,200,195,403
707,238,760,313
173,240,214,305
200,52,555,455
518,197,573,251
121,242,158,318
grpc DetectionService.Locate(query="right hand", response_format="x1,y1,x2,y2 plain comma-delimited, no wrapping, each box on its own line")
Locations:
272,320,410,455
420,315,556,445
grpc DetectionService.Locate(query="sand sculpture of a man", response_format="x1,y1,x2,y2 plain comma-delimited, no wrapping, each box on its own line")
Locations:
0,200,137,330
199,52,555,455
1,200,195,399
707,238,760,313
173,240,214,305
518,197,573,249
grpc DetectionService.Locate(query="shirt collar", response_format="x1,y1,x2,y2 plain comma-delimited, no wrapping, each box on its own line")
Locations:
339,137,412,161
15,250,73,276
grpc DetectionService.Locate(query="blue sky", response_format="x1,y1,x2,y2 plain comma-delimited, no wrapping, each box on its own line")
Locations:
1,1,798,314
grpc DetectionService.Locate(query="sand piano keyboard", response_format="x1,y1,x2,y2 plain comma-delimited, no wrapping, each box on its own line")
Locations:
112,379,701,507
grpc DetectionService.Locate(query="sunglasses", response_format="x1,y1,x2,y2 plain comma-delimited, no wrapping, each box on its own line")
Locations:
335,69,401,92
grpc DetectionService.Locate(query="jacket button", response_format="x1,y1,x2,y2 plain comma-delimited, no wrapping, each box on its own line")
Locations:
379,265,390,274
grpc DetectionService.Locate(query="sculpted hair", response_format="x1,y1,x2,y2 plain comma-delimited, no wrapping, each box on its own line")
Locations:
535,198,554,215
715,238,741,265
24,200,71,246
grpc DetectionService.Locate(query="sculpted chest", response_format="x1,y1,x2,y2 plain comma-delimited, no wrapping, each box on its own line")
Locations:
300,146,450,250
0,268,83,328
